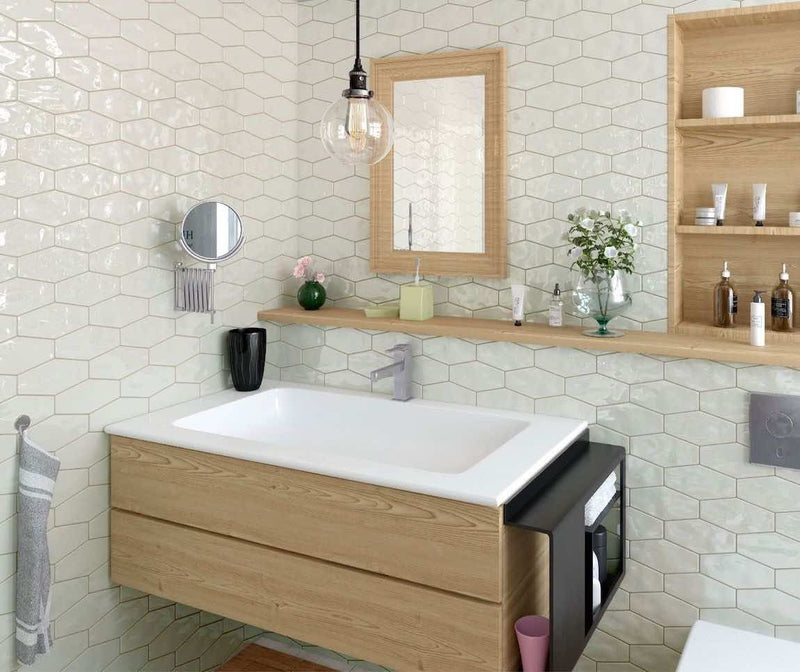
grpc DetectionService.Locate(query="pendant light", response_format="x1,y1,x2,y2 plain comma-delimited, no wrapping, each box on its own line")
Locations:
320,0,394,166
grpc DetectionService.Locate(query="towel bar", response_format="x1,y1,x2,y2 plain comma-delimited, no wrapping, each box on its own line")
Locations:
175,262,216,323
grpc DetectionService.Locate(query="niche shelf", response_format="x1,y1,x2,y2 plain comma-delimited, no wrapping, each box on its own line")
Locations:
504,440,625,672
675,114,800,131
677,226,800,236
669,4,800,341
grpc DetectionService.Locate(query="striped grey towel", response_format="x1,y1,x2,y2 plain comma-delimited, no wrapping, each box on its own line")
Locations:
16,432,60,666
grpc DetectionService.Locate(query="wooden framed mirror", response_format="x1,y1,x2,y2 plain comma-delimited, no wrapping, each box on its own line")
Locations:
370,48,507,278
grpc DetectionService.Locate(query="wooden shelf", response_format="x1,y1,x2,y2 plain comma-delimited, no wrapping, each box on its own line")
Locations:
669,4,800,340
676,114,800,131
258,306,800,367
675,2,800,31
676,321,800,345
677,226,800,236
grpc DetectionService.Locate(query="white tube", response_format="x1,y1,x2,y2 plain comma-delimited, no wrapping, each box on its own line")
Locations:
712,183,727,226
753,183,767,226
751,293,765,347
511,284,526,327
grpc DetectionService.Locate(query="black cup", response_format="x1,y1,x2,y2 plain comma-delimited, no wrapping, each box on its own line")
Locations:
227,328,266,391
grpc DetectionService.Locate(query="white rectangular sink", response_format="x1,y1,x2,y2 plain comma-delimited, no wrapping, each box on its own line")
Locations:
106,381,587,506
174,387,528,474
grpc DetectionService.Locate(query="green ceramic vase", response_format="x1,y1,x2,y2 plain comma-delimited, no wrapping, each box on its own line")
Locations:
297,281,326,310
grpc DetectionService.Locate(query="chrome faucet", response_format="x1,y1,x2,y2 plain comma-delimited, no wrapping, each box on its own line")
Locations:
370,343,412,401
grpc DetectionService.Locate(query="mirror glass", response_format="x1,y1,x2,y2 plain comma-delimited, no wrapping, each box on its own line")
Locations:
392,75,485,253
180,201,244,263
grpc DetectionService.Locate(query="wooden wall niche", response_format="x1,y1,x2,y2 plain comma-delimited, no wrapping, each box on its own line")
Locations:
669,3,800,343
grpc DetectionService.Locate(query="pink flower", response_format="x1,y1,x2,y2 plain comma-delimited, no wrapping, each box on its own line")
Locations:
292,263,306,279
314,272,325,283
298,256,311,268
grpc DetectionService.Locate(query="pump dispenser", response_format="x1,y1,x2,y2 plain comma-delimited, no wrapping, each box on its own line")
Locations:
399,256,433,321
751,290,765,346
771,263,794,332
713,261,737,328
548,283,563,327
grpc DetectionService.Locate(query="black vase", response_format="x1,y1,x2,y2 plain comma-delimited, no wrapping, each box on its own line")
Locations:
227,328,266,392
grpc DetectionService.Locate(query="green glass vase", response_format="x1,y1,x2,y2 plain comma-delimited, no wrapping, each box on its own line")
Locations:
297,281,326,310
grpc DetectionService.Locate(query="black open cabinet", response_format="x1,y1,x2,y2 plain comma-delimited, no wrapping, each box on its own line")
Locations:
505,438,626,672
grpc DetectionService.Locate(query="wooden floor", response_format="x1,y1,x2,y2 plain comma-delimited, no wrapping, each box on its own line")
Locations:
218,645,334,672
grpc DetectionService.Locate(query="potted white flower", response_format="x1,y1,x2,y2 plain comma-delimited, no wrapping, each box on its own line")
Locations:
566,209,641,337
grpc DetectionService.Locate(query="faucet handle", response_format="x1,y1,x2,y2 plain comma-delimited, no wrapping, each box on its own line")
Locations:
386,343,410,355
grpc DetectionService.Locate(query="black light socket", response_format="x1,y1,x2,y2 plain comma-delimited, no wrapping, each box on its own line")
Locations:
348,67,367,93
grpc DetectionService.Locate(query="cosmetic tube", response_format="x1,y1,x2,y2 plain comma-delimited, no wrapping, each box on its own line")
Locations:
511,284,526,327
753,183,767,226
712,184,727,226
751,290,765,347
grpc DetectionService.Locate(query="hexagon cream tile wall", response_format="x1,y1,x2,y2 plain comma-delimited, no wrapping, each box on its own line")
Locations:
0,0,302,670
2,1,800,672
275,1,800,671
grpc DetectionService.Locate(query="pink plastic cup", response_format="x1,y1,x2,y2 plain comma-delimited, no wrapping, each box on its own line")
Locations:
515,615,550,672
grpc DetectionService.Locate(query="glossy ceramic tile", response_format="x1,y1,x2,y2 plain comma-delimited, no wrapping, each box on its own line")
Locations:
0,0,296,669
3,1,800,671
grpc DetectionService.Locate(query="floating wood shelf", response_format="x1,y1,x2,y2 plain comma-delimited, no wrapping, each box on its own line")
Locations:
677,226,800,236
258,306,800,367
676,321,800,345
668,4,800,341
676,114,800,131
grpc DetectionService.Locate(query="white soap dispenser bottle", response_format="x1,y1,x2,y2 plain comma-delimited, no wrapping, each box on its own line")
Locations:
750,290,766,347
548,283,563,327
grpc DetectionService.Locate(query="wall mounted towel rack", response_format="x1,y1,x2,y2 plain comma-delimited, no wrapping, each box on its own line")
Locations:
14,414,31,435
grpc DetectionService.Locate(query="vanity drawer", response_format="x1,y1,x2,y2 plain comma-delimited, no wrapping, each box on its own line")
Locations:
111,509,501,672
110,436,503,601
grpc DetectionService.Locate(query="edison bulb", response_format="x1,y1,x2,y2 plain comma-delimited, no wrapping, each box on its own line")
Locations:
321,95,394,166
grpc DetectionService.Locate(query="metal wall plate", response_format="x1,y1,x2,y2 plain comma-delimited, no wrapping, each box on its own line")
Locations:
750,392,800,470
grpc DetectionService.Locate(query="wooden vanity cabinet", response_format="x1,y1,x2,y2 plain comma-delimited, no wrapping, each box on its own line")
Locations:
110,436,548,672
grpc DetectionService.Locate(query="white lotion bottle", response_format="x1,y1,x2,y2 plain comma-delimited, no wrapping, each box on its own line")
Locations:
753,183,767,226
751,290,766,347
712,183,727,226
511,284,526,327
592,552,602,612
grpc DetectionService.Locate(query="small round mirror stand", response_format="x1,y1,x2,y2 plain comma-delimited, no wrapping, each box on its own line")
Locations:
175,202,245,323
179,201,245,265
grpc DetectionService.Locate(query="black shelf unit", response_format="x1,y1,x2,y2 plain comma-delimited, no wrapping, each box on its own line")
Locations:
505,438,625,672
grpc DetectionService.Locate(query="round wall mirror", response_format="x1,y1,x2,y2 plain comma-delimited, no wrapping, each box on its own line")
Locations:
180,201,245,263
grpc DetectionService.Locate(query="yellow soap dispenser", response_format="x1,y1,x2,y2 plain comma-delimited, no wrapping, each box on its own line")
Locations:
399,257,434,321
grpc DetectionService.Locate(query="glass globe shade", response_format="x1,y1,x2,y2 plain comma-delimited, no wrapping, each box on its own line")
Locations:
320,95,394,166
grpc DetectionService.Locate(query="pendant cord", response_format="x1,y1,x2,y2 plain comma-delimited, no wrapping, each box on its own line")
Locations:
354,0,361,69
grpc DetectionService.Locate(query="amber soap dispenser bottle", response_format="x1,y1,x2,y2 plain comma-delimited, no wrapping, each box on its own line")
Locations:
713,261,737,328
771,263,794,332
